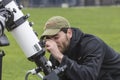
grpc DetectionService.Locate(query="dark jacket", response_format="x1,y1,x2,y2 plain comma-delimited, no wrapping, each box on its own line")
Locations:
49,28,120,80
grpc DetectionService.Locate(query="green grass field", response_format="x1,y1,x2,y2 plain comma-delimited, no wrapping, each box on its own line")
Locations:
1,6,120,80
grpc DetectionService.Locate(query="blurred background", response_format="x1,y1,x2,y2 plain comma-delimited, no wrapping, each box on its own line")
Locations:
1,0,120,80
16,0,120,8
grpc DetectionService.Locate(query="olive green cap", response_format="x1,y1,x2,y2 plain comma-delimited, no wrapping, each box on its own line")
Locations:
42,16,70,37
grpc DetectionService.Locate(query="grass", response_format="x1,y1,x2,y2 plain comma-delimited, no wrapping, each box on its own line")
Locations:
1,6,120,80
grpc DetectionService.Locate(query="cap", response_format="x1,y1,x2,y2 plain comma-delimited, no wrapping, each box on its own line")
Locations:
42,16,70,37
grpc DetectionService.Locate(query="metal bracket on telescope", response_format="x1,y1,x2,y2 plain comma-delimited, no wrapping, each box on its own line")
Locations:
25,67,44,80
6,13,30,31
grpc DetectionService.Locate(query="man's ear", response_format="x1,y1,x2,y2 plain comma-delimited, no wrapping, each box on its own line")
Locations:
67,28,72,39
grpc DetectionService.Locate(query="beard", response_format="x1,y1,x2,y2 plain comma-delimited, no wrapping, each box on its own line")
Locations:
59,34,70,53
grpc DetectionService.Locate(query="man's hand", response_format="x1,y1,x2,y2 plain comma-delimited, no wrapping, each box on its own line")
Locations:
45,39,63,63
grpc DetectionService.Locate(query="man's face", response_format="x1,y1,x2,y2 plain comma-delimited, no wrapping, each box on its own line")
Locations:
45,29,72,53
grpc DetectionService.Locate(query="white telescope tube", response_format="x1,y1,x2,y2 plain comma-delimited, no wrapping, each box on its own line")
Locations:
4,0,42,58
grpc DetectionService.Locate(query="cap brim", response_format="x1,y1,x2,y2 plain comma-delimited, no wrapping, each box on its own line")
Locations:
42,29,60,37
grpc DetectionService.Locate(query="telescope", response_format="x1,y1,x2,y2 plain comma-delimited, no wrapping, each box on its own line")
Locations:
0,0,67,80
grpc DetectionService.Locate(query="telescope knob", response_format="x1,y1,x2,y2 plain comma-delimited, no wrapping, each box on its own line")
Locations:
24,14,30,19
18,5,23,10
13,8,16,13
29,22,34,27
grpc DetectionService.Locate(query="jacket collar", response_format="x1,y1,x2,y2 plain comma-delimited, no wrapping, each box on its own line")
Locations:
63,27,84,57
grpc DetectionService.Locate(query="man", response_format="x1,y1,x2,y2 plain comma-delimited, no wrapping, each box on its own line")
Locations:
40,16,120,80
